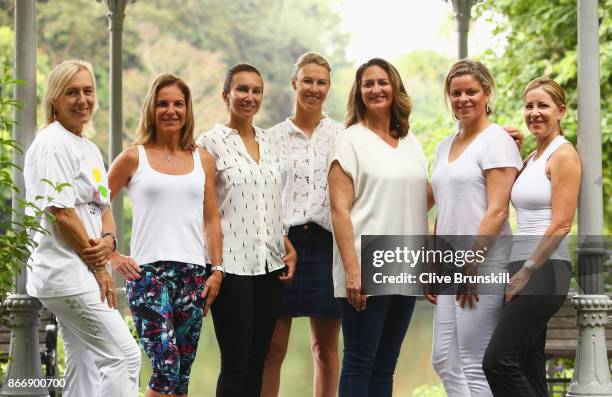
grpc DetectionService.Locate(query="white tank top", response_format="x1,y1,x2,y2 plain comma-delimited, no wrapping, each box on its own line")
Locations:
510,135,570,262
127,145,207,266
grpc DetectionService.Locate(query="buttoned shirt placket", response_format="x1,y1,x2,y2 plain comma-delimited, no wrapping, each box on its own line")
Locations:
234,128,269,274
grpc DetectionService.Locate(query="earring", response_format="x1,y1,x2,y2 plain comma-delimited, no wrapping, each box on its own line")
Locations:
485,102,491,114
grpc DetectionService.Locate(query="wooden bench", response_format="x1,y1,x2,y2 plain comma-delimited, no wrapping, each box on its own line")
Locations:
0,306,58,377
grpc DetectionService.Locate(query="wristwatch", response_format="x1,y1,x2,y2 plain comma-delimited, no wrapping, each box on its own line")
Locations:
102,232,118,252
211,264,225,278
522,259,536,273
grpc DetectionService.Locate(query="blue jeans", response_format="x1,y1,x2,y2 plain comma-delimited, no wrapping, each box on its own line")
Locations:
339,295,416,397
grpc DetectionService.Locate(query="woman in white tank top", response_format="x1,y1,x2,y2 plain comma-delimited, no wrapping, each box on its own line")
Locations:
483,78,581,396
108,74,223,396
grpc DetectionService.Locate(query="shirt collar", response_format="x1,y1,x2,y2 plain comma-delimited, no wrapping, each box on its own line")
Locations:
285,116,329,136
215,123,264,139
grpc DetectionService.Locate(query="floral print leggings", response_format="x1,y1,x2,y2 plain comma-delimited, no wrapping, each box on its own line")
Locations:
126,261,208,395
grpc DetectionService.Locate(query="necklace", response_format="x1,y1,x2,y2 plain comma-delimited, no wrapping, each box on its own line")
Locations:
164,153,173,161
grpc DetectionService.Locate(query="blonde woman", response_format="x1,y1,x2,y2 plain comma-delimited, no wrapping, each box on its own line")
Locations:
483,77,579,396
24,60,141,397
262,52,343,397
108,74,223,397
429,59,522,397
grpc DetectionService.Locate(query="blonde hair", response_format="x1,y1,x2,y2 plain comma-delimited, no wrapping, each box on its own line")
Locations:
345,58,412,138
523,76,567,135
133,74,196,151
444,59,495,117
292,52,331,80
43,59,98,133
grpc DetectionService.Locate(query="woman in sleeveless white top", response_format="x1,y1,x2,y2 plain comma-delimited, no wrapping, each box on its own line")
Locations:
483,78,580,397
108,74,222,396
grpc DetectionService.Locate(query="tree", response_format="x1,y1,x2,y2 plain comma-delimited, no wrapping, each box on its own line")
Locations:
475,0,612,232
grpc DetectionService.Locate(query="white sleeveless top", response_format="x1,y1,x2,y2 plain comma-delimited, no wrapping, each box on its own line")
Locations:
510,135,570,262
127,145,207,266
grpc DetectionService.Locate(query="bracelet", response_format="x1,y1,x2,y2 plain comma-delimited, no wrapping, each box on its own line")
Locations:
102,232,117,252
92,267,105,274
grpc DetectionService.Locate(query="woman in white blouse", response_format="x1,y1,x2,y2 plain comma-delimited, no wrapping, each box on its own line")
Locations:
262,52,344,397
197,63,297,397
328,58,429,397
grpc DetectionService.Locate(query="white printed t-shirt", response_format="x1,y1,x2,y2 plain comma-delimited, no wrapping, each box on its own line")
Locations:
431,123,523,268
328,123,429,298
24,121,110,298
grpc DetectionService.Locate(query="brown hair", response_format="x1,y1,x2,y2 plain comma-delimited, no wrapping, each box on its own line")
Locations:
444,58,495,117
523,76,567,135
222,63,263,96
43,59,99,134
345,58,412,138
292,52,331,80
133,74,196,151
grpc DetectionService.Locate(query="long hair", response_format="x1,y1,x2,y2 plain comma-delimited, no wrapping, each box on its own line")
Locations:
133,74,196,151
43,59,99,134
345,58,412,138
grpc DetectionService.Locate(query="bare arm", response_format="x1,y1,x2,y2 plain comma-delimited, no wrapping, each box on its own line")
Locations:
106,146,141,280
48,206,94,265
530,145,581,266
329,160,366,311
506,145,580,302
108,146,138,201
49,206,118,308
200,148,224,315
427,182,435,211
458,166,517,308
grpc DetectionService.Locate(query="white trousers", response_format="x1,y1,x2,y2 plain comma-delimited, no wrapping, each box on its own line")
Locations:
40,291,141,397
432,294,503,397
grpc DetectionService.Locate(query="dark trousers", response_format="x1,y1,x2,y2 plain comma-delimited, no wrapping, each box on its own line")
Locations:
211,270,283,397
483,260,570,397
339,295,416,397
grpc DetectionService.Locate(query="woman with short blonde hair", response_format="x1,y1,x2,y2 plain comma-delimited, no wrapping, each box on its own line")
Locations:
263,51,343,397
25,59,141,397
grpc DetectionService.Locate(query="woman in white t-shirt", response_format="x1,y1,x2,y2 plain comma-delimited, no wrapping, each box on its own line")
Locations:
483,78,579,396
24,60,141,397
328,58,429,397
428,59,522,397
108,74,223,397
262,52,344,397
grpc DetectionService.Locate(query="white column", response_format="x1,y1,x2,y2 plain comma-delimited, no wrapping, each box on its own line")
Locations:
568,1,611,395
0,1,48,396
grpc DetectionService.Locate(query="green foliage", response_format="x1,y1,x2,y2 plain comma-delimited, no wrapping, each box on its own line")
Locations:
26,0,351,147
475,0,612,232
411,383,446,397
0,69,48,302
